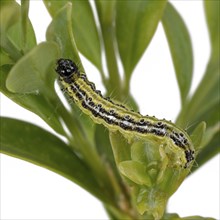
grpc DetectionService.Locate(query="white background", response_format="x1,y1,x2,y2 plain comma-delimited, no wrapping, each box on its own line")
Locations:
1,0,219,219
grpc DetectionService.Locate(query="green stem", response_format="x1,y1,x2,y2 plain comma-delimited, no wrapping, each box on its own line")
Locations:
56,102,98,163
123,74,131,99
95,1,122,99
104,205,134,220
51,97,119,204
99,65,108,89
102,26,121,96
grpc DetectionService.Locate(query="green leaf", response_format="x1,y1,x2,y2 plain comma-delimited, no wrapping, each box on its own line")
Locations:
119,161,152,186
192,130,220,172
204,0,219,61
69,104,96,147
180,0,220,134
125,93,139,112
0,65,65,135
192,108,219,167
0,1,23,61
95,1,116,24
131,140,161,164
95,125,125,199
176,59,219,129
46,3,84,72
182,216,215,220
0,0,36,61
95,124,115,166
0,117,110,204
176,1,219,130
0,0,19,32
6,42,59,95
176,63,219,170
116,0,167,81
109,132,194,218
95,1,121,95
0,47,14,66
3,41,66,134
202,122,220,148
105,205,136,220
109,131,131,165
164,213,215,220
20,0,32,53
44,0,102,71
190,121,206,151
162,3,193,106
46,5,102,164
46,5,113,183
176,60,219,172
191,122,220,173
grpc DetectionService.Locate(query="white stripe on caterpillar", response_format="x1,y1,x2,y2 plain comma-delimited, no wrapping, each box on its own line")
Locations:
55,58,195,168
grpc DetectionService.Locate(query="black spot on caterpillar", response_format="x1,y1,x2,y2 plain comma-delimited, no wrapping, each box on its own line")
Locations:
55,58,195,168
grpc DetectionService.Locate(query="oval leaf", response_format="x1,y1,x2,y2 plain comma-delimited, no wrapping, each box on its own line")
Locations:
0,1,36,61
116,1,167,80
190,121,206,151
0,65,65,135
162,2,193,105
46,2,84,72
0,0,19,32
6,42,59,95
119,161,152,186
44,0,102,71
0,117,109,203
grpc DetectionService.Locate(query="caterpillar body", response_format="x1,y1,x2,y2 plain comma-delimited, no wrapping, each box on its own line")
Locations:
55,58,195,168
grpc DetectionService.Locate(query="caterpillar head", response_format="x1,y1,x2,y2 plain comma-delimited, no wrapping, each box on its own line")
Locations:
56,58,78,78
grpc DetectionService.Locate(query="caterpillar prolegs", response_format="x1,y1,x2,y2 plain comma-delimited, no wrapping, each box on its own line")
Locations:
55,58,195,168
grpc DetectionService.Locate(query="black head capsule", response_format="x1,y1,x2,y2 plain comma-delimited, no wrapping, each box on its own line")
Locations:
56,58,78,78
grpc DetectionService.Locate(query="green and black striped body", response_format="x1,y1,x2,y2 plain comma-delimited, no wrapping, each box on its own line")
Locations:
56,58,195,168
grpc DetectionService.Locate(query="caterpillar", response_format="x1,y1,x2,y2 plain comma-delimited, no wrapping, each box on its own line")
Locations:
55,58,195,168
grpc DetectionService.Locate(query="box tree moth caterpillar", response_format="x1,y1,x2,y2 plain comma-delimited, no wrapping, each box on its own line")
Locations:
55,58,195,169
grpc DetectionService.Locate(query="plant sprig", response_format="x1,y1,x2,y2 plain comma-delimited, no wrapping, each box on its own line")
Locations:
0,0,219,219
